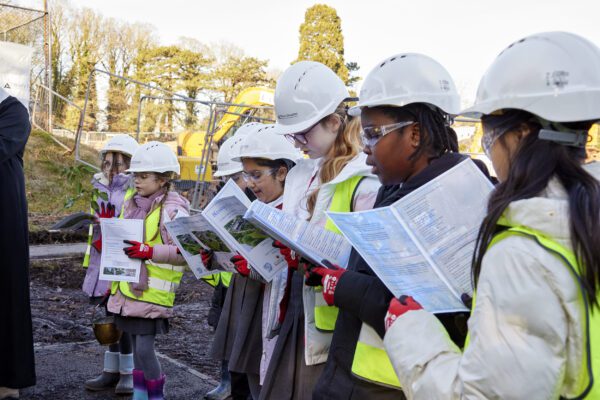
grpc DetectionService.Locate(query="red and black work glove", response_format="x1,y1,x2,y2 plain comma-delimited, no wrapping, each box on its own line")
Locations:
385,295,423,332
201,250,214,267
92,235,103,252
273,241,299,270
305,262,345,306
123,240,154,260
98,202,116,218
231,254,250,277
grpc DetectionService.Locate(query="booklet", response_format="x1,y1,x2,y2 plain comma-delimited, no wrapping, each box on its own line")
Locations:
165,213,236,279
202,180,287,282
327,159,494,313
244,200,352,268
99,218,144,283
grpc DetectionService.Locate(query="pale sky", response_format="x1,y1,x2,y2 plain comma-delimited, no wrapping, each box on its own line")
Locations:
22,0,600,106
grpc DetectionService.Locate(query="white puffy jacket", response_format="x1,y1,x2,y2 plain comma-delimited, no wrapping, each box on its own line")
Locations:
383,162,600,400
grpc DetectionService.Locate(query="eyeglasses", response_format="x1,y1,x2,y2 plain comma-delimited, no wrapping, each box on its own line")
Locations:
241,168,276,183
284,121,321,145
226,172,243,183
481,122,512,157
361,121,414,148
101,160,124,171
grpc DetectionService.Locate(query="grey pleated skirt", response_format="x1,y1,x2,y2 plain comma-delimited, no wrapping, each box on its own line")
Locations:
114,314,169,335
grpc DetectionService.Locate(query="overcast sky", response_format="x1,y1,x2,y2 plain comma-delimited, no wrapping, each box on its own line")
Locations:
21,0,600,106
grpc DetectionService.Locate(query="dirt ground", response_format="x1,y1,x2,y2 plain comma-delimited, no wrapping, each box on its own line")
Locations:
30,257,221,381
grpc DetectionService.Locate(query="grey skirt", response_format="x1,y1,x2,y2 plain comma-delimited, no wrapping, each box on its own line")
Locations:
259,271,324,400
210,274,264,375
114,315,169,335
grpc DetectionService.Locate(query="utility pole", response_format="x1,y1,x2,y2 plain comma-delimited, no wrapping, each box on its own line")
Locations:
43,0,51,131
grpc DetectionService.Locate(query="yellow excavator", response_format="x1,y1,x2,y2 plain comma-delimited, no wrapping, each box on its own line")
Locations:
177,87,275,182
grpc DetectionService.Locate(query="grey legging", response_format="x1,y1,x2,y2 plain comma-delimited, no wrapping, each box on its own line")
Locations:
131,334,162,379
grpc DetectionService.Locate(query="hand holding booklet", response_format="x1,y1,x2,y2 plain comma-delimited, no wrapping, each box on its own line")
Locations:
243,200,352,268
200,180,286,281
99,218,144,283
327,159,494,313
165,213,236,279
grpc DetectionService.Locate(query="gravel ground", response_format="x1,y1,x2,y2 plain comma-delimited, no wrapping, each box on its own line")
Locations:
29,258,221,382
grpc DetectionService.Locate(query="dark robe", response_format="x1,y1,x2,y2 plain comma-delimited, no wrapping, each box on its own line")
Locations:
0,96,35,388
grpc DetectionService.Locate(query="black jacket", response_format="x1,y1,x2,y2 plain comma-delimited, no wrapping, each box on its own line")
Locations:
313,153,491,400
0,96,35,388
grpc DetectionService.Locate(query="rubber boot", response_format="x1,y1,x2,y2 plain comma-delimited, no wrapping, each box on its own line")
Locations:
115,353,134,395
84,351,120,391
146,374,166,400
204,360,232,400
132,369,148,400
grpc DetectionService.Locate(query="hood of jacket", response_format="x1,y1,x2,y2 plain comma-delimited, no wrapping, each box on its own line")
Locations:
500,161,600,250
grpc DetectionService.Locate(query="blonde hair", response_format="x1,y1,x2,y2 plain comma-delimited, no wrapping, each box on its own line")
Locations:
306,104,362,219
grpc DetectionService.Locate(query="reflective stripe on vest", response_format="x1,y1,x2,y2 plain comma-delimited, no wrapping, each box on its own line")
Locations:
111,205,184,307
314,175,365,332
352,323,402,389
201,272,232,288
472,224,599,399
83,187,136,268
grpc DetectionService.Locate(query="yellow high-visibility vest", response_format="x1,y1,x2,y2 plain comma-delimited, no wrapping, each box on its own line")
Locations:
313,175,365,332
111,205,185,307
470,224,599,399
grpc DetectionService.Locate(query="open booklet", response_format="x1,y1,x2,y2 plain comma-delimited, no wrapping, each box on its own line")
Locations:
327,159,494,313
244,200,352,268
165,213,236,279
200,179,287,282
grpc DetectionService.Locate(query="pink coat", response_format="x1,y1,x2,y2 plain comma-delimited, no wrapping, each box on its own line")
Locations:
107,191,190,319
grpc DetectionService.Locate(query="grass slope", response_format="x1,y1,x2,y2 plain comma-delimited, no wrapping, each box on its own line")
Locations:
25,130,97,230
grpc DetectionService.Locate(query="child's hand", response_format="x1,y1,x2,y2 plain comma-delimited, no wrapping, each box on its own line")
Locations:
96,202,116,221
123,240,154,260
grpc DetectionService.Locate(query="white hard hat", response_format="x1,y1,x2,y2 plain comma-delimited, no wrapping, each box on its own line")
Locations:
463,31,600,122
126,141,180,174
350,53,460,117
213,122,263,177
100,134,139,157
272,61,349,135
233,124,303,162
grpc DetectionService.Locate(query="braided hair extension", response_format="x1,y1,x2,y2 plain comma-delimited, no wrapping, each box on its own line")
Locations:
379,103,458,160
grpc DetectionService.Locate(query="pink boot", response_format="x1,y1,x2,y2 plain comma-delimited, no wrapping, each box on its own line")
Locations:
132,369,148,400
146,374,166,400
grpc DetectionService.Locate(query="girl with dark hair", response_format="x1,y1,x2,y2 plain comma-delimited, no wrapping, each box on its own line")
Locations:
383,32,600,399
214,124,301,400
259,61,381,400
309,53,490,400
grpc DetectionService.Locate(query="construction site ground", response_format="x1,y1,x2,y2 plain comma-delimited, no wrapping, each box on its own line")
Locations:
22,244,220,399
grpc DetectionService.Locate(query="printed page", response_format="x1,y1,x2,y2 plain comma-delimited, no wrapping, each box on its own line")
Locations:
99,218,144,283
165,213,235,279
327,207,466,312
203,180,286,281
244,200,352,267
392,159,493,299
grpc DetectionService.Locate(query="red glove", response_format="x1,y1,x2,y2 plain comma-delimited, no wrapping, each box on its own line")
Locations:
305,263,345,306
273,241,299,270
123,240,154,260
92,236,102,252
98,202,116,219
201,250,213,267
231,255,250,277
385,296,423,332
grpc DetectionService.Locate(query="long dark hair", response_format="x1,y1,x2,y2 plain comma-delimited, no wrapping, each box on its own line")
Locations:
379,103,459,159
472,111,600,306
